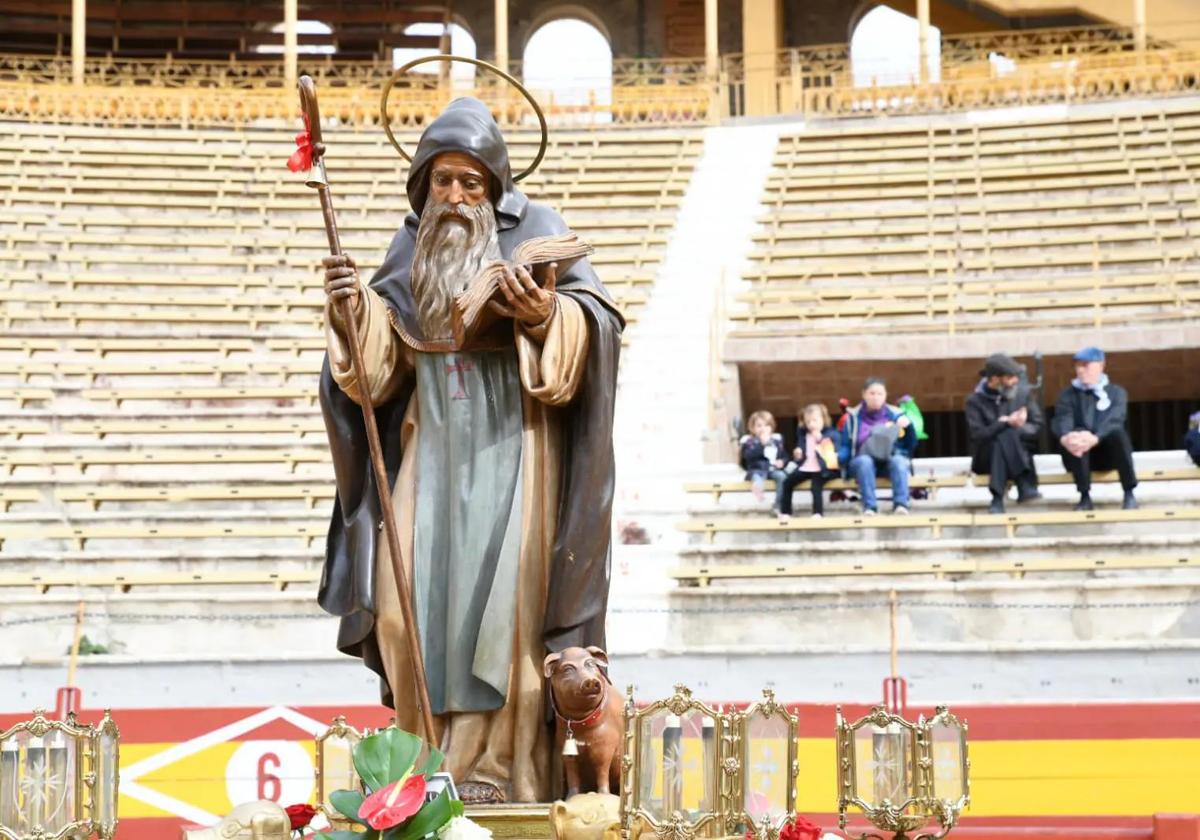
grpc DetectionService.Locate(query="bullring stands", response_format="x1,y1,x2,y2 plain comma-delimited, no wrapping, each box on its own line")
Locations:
733,100,1200,338
0,120,700,591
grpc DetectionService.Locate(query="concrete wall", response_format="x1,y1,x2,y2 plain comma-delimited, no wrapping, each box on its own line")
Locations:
737,346,1200,418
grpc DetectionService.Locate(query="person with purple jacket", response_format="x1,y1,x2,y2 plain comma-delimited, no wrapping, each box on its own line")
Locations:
836,377,919,515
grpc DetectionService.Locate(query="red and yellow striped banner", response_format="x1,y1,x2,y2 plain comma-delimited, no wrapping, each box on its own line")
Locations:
2,701,1196,838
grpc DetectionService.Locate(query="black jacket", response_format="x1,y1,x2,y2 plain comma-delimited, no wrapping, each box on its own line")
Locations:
965,380,1042,458
740,433,785,475
1051,381,1129,440
1185,427,1200,466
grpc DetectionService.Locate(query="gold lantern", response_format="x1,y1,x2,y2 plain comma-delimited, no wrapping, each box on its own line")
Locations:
0,709,120,840
730,690,798,840
620,684,729,840
835,705,969,840
315,716,364,830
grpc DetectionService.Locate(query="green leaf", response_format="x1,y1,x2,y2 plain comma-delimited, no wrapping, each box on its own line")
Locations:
354,728,427,791
387,729,425,782
418,745,445,778
328,789,369,827
354,734,390,792
311,831,378,840
383,788,459,840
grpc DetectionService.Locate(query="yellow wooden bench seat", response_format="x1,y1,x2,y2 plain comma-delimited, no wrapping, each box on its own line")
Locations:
81,387,319,407
771,129,1200,168
765,150,1200,190
0,569,321,594
683,474,968,502
726,307,1196,339
679,512,974,540
55,483,335,510
14,358,322,383
65,338,258,356
669,554,1200,586
61,418,327,439
730,288,1200,324
3,305,321,330
685,467,1200,501
0,488,41,511
0,522,328,551
762,169,1196,207
0,447,328,473
759,190,1193,226
0,422,50,439
736,271,1200,308
678,507,1200,542
753,208,1182,244
1,389,55,407
747,226,1186,262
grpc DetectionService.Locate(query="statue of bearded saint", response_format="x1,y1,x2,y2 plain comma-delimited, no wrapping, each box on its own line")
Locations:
316,99,624,805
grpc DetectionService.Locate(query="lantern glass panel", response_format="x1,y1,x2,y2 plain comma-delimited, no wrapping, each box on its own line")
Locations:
853,723,915,811
320,733,359,812
97,728,119,829
637,708,717,821
43,729,77,832
929,719,967,804
0,735,19,830
742,714,790,826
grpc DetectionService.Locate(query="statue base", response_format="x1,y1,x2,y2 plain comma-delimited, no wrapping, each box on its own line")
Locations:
466,803,554,840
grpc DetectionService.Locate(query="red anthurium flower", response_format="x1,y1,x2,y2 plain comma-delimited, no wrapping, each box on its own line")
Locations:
781,817,823,840
285,803,318,831
358,773,427,830
287,113,314,173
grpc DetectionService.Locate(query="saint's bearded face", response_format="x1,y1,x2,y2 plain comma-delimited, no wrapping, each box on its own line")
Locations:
409,154,501,340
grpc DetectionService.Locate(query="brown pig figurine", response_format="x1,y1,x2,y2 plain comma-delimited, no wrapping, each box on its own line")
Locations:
544,646,625,797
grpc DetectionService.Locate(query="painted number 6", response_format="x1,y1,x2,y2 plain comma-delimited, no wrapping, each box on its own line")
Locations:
257,752,282,802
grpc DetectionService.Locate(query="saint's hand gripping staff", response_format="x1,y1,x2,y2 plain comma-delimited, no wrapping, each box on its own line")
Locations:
294,75,438,745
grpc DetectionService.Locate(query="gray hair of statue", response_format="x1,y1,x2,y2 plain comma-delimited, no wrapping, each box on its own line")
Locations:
410,195,501,339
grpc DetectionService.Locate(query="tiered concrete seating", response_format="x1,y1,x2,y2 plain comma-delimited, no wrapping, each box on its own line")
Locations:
673,451,1200,576
0,119,700,593
733,102,1200,337
0,122,701,332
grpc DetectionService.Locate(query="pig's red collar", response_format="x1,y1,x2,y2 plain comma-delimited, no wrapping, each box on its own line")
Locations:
552,681,609,729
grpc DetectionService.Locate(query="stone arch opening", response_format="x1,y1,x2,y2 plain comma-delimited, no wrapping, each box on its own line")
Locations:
522,13,613,124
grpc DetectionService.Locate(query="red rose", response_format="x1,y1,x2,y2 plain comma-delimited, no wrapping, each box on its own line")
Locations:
781,817,822,840
285,803,318,831
358,774,427,830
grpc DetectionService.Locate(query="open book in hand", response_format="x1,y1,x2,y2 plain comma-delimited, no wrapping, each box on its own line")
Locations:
453,231,594,337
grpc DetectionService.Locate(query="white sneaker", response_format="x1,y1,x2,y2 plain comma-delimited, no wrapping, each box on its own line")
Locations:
863,508,877,517
811,513,823,519
893,506,910,516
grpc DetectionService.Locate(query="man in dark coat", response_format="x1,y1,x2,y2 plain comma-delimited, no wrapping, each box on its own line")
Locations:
965,353,1044,514
1052,346,1137,511
316,98,623,802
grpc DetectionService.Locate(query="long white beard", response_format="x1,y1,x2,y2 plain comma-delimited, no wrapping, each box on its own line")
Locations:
410,198,501,340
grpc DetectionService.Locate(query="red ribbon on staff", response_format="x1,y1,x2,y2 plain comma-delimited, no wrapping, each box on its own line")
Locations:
287,112,314,172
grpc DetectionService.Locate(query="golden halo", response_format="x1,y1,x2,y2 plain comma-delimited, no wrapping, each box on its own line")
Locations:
380,54,548,183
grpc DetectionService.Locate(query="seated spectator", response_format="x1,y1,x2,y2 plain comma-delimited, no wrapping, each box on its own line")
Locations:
739,410,786,503
965,353,1044,514
1186,412,1200,467
777,403,840,521
1052,347,1138,511
837,378,918,516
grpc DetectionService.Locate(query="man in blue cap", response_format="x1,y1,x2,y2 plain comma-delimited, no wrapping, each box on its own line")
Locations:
1051,347,1138,510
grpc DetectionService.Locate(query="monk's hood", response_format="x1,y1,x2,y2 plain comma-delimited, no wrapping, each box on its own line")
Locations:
405,97,527,230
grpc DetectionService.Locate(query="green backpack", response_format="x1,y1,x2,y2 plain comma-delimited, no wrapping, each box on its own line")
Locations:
898,395,929,441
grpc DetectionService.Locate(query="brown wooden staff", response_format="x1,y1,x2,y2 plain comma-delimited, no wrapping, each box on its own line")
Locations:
297,75,437,746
